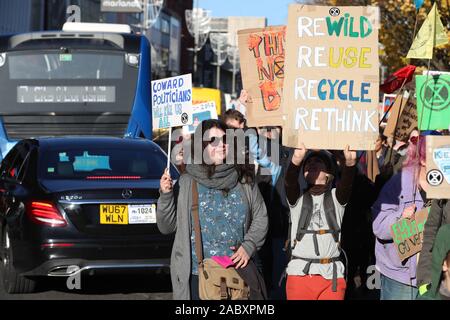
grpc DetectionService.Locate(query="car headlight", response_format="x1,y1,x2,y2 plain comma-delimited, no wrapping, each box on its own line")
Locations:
125,53,140,67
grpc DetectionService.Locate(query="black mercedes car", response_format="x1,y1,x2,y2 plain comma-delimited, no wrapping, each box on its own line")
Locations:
0,137,177,293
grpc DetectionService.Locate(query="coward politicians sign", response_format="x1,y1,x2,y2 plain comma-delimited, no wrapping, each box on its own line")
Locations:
282,5,379,150
152,74,193,129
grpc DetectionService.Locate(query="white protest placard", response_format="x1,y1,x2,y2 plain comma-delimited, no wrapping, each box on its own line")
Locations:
151,74,193,130
183,101,218,134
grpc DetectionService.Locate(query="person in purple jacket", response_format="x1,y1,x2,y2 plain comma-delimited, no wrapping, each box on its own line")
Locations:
372,135,429,300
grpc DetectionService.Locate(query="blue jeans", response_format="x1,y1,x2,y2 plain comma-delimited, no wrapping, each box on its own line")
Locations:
380,274,418,300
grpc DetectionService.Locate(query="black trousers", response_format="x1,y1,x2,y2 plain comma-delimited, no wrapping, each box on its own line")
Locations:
190,274,200,300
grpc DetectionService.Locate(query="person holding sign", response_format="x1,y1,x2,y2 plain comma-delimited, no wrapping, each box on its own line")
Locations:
156,119,268,300
372,137,429,300
284,144,357,300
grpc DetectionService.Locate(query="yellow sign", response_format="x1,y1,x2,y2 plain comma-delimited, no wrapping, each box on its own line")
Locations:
192,87,222,115
406,3,448,59
100,204,128,225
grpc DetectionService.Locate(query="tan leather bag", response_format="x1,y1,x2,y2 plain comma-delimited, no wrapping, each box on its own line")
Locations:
192,182,250,300
198,258,249,300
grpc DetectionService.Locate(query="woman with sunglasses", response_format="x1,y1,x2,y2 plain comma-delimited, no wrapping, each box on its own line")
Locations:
372,135,430,300
156,119,268,300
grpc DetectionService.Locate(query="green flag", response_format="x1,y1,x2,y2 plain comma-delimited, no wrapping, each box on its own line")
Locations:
406,3,448,59
416,74,450,130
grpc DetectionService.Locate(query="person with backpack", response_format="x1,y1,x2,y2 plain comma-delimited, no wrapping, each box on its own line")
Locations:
157,119,268,300
284,144,357,300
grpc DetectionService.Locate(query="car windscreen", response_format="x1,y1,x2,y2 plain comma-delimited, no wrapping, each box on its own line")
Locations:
0,50,138,114
38,145,170,180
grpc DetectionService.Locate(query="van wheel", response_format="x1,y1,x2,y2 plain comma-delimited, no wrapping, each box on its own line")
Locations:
0,228,37,294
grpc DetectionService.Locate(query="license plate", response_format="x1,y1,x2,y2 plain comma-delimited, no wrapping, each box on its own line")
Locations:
100,205,128,225
128,204,156,224
99,204,156,225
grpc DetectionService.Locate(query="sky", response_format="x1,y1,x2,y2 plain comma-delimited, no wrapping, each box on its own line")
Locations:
198,0,296,26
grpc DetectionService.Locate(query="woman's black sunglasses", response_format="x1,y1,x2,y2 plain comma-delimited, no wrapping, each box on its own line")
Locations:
206,135,227,147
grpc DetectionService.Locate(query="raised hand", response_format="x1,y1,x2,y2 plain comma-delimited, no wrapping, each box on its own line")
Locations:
238,89,248,106
344,145,357,167
292,142,307,166
402,204,416,220
160,168,173,194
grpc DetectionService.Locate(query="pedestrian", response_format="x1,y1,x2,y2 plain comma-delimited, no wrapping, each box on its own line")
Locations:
222,109,281,184
284,144,357,300
156,119,268,300
254,127,290,300
417,198,450,296
223,108,246,129
372,135,428,300
417,224,450,300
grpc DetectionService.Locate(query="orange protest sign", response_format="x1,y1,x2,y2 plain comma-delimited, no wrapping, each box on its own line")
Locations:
238,26,286,127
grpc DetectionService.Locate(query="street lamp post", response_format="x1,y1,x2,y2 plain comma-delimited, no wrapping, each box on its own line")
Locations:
227,46,240,97
185,8,211,82
138,0,164,33
209,33,228,89
145,0,164,29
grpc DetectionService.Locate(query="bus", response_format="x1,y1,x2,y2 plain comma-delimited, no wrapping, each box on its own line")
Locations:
0,22,153,159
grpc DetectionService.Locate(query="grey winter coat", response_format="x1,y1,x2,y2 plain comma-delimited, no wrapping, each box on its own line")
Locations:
417,199,450,287
156,173,268,300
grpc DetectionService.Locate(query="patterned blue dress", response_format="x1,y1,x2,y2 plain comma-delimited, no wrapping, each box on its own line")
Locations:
191,183,247,275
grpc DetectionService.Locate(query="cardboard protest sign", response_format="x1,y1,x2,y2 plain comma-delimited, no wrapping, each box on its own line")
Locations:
282,5,380,150
384,92,409,138
394,98,418,142
380,94,396,123
391,208,429,262
192,87,223,116
152,74,193,129
238,26,286,127
183,101,218,134
425,135,450,199
416,74,450,130
366,150,379,183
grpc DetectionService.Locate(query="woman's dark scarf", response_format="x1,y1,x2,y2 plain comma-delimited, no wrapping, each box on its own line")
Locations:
185,163,239,191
